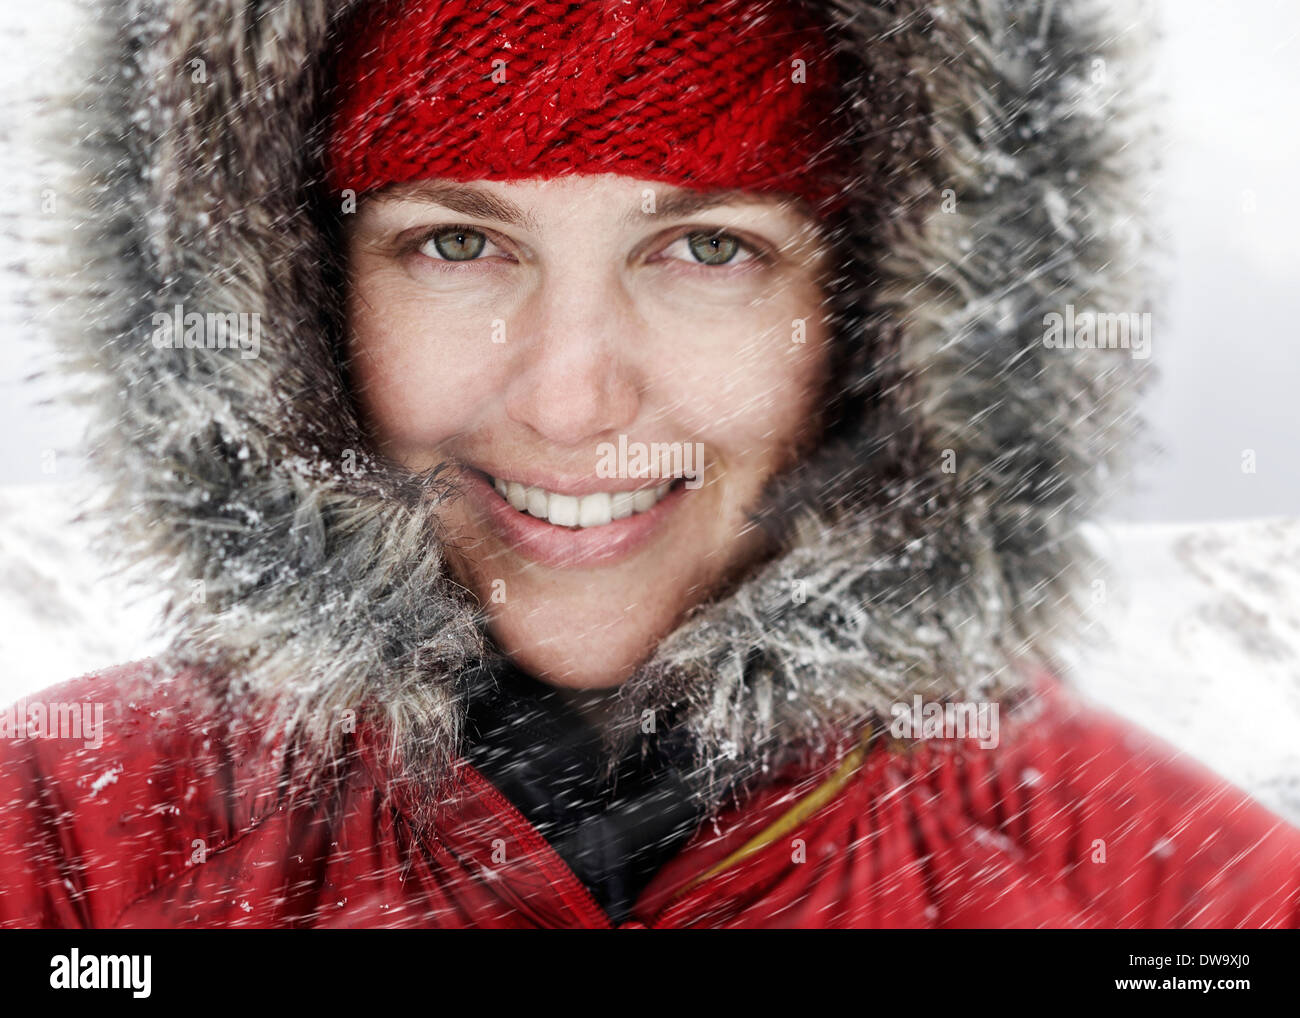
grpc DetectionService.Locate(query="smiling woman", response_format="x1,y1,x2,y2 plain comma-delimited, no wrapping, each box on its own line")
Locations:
345,174,833,687
2,0,1299,933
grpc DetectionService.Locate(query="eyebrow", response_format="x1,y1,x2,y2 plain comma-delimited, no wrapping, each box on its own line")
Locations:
619,187,780,224
369,181,542,232
368,180,807,229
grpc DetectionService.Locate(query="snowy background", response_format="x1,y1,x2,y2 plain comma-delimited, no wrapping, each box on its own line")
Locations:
2,1,1299,823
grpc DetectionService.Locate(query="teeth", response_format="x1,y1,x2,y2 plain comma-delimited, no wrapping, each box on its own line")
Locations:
611,491,635,520
547,494,578,527
577,492,611,527
632,487,657,513
487,475,678,528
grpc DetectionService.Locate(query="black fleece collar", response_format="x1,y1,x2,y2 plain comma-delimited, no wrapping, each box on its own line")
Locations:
461,661,707,925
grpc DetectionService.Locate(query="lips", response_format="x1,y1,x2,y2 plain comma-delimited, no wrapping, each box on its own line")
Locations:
461,467,690,568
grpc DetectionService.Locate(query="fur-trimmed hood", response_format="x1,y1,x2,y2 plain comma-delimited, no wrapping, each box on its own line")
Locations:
27,0,1155,814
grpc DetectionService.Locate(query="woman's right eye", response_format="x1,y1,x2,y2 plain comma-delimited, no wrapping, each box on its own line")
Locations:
417,226,499,262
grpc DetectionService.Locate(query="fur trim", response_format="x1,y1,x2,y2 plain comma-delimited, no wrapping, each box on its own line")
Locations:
23,0,1156,814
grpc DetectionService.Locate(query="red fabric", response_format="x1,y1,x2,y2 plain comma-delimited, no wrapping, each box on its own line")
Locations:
326,0,854,212
1,663,1298,928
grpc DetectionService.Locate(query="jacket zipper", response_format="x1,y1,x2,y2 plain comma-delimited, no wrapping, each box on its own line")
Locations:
458,763,617,929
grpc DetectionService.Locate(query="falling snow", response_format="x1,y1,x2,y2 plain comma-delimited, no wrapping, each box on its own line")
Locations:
0,0,1295,933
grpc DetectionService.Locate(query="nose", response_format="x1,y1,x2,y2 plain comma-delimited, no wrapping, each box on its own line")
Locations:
503,272,642,448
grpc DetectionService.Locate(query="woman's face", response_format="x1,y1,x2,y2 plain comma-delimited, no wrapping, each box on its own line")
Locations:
345,173,833,689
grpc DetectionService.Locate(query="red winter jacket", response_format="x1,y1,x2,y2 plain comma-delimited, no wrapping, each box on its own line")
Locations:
1,662,1297,929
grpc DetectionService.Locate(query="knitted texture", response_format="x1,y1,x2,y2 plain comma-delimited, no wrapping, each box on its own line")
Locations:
326,0,854,212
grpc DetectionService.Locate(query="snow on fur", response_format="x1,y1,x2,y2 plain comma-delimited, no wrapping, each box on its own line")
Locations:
20,0,1156,815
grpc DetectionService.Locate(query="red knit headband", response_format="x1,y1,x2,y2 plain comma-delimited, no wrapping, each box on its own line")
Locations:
326,0,854,213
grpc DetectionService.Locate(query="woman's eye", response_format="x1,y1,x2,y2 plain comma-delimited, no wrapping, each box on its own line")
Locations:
418,227,496,262
665,231,756,267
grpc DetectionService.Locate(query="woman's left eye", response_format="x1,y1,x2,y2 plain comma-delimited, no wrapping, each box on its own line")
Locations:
417,226,503,262
663,230,759,267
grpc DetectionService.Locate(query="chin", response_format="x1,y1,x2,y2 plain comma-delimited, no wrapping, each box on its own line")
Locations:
485,601,674,691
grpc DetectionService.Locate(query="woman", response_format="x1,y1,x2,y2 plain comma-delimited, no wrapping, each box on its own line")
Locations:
1,0,1297,928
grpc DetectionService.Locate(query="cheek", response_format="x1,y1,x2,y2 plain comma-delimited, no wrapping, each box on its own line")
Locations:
664,290,831,470
347,271,504,452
